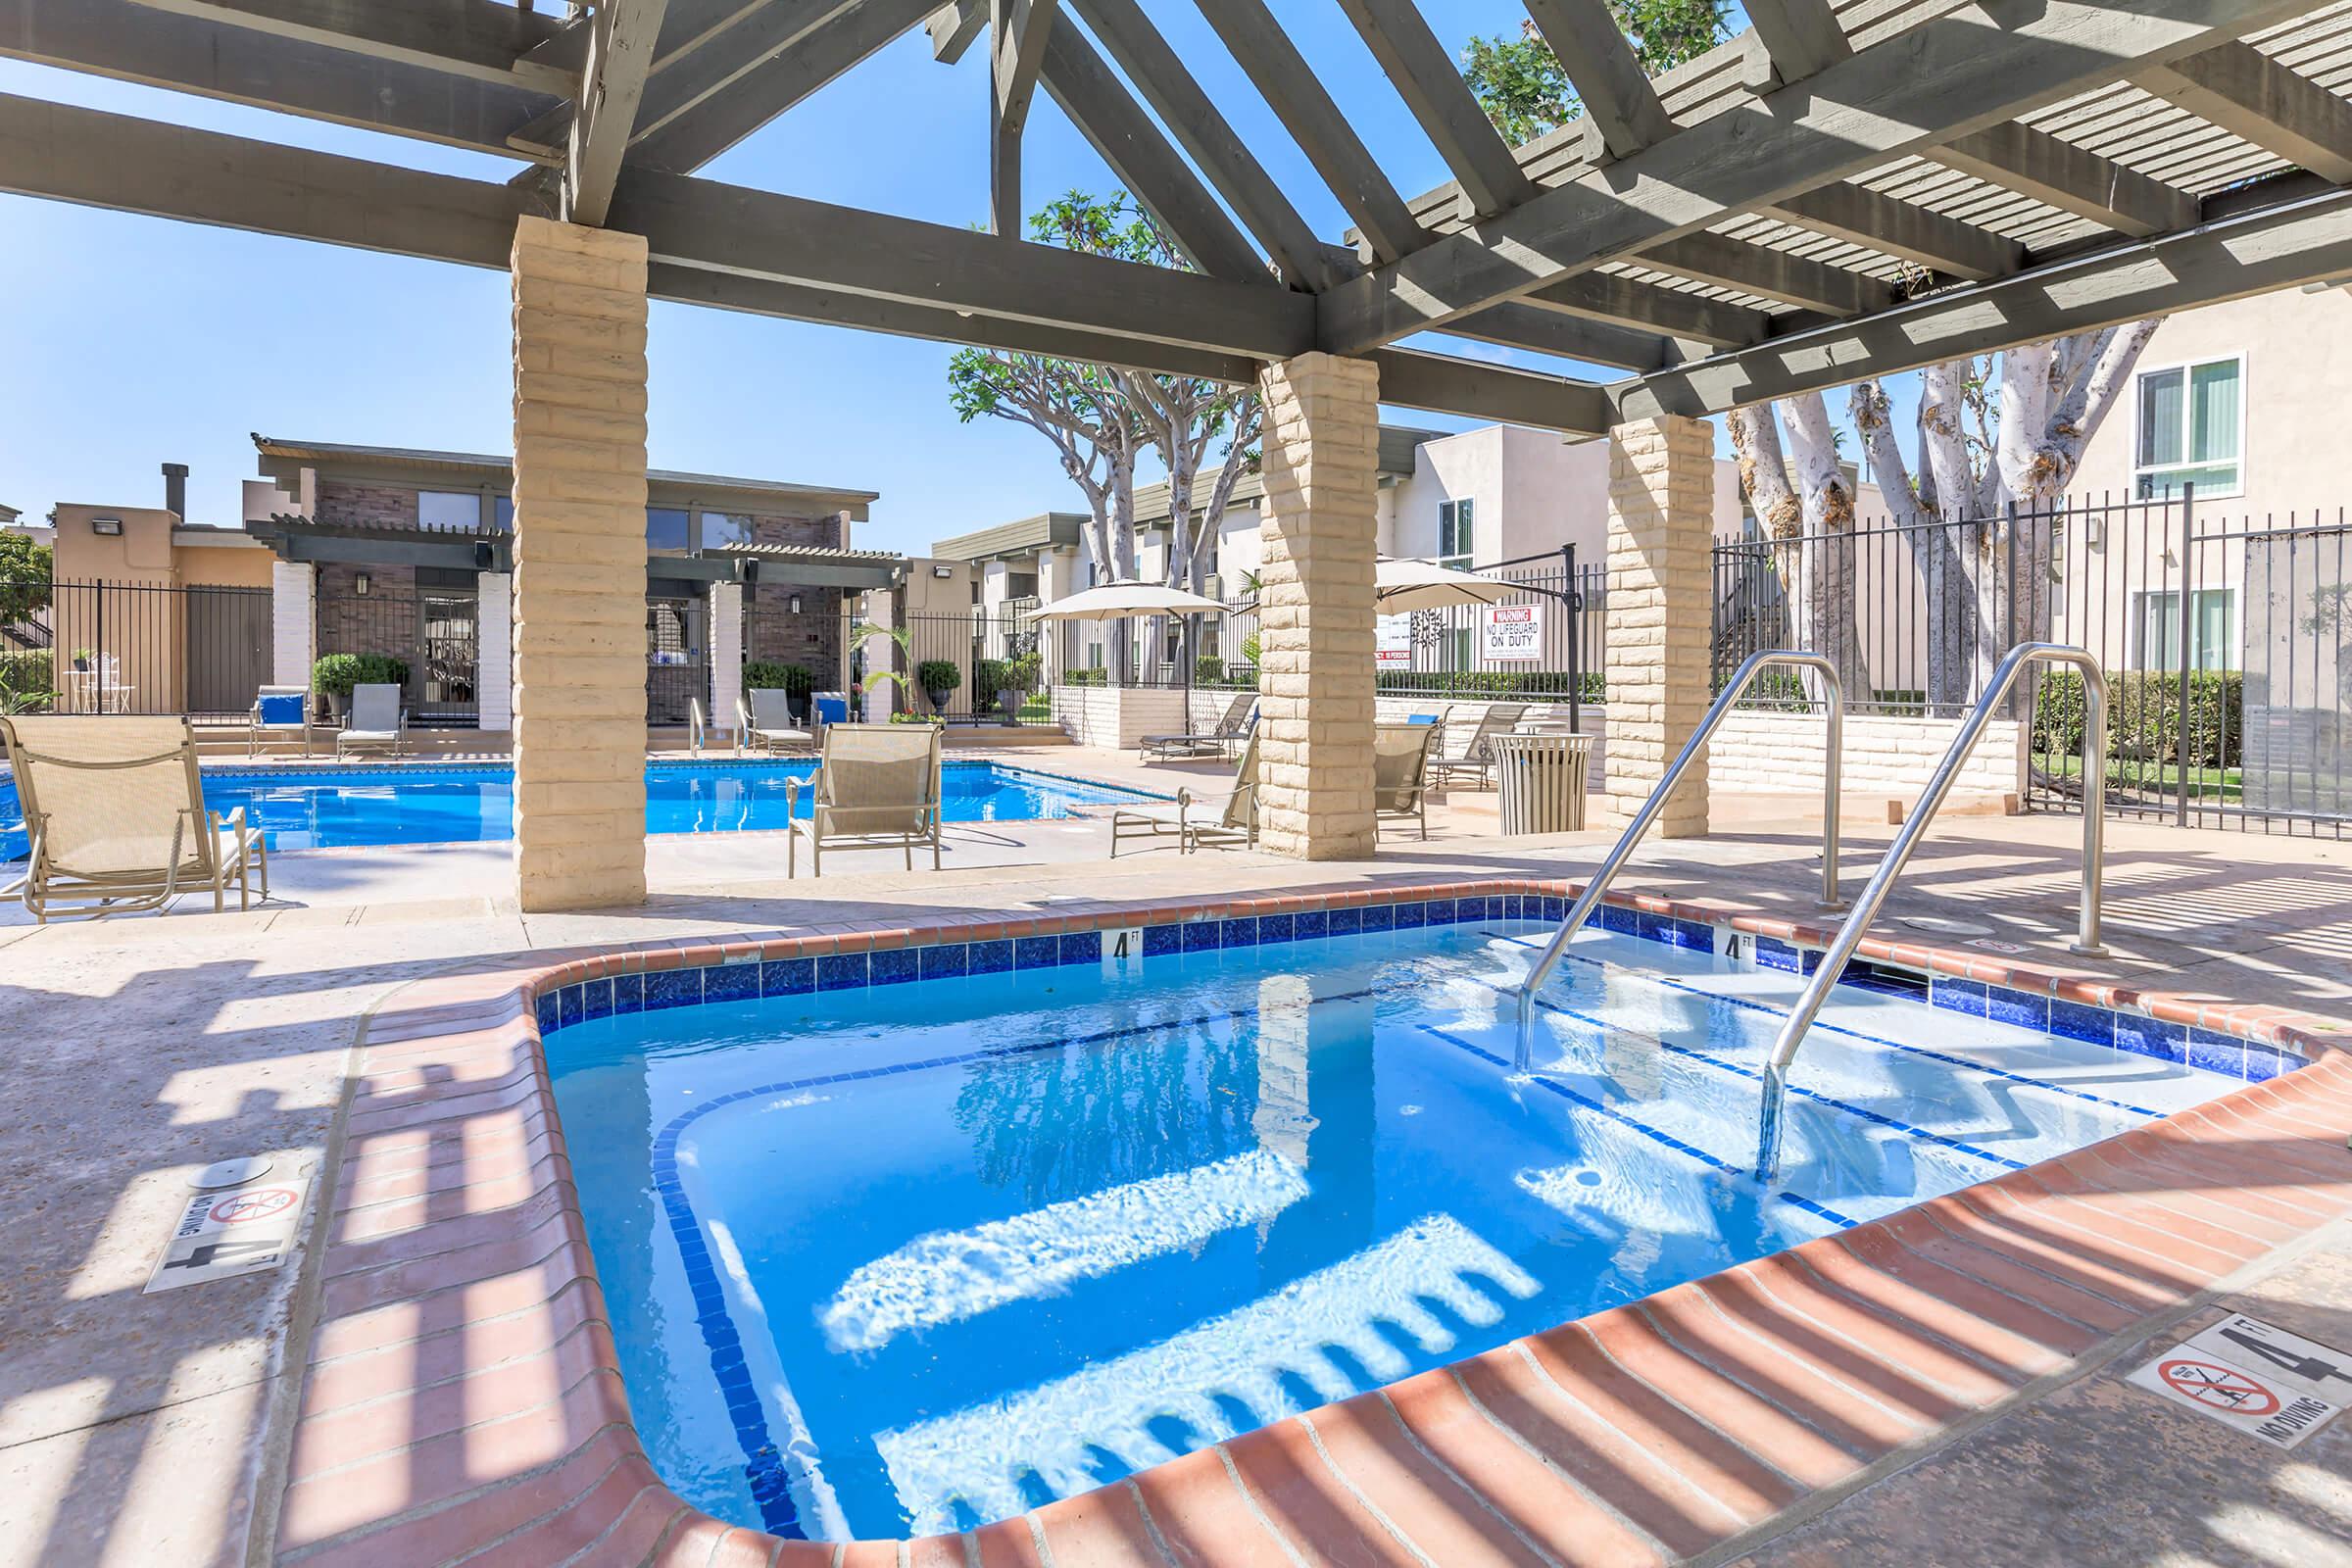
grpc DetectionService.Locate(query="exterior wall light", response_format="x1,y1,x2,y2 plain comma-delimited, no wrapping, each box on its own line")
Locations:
355,572,371,596
789,594,804,614
91,516,122,536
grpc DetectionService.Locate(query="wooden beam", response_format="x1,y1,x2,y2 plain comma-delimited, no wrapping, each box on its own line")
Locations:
1644,230,1892,316
1069,0,1334,289
604,167,1314,358
630,0,938,172
1619,185,2352,420
1331,0,1535,216
1523,270,1772,347
1315,0,2311,354
126,0,574,92
566,0,667,224
0,0,559,161
1189,0,1427,262
1929,121,2199,237
1740,0,1848,83
1036,23,1268,282
1518,0,1674,158
991,0,1056,234
927,0,987,62
1762,182,2023,281
1368,347,1610,435
1438,302,1668,370
2138,40,2352,185
627,0,863,147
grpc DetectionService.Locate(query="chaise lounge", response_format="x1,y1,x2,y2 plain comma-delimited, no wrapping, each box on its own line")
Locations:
783,722,944,877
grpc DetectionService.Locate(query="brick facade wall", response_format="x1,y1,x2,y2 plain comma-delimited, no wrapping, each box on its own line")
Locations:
742,513,846,685
316,480,420,531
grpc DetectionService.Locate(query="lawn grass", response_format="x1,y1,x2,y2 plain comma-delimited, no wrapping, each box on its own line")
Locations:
2041,752,2243,802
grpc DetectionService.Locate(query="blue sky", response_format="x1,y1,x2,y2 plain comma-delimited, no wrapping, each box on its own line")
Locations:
0,0,1884,556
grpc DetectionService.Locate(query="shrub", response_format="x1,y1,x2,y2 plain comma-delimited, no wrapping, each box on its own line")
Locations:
1375,668,1603,703
2033,669,2243,769
1195,655,1224,685
744,661,813,698
0,650,53,710
312,653,410,706
1064,666,1107,686
916,660,962,696
889,710,946,725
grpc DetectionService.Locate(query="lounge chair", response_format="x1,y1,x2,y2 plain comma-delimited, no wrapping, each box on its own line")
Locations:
1110,730,1258,857
249,684,312,759
334,683,408,760
1430,702,1529,790
738,688,813,755
1374,721,1441,840
784,722,943,877
0,715,270,921
1141,692,1253,762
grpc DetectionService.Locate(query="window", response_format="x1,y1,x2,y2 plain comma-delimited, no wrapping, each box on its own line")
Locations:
492,496,514,532
2134,356,2243,499
699,511,754,551
1438,498,1475,567
418,490,483,531
2136,587,2236,671
646,507,691,553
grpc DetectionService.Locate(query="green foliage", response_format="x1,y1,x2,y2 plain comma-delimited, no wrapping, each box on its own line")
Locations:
889,711,947,726
1064,667,1108,687
1239,630,1261,668
744,661,813,698
849,620,912,705
0,534,51,623
916,660,962,697
1195,655,1225,684
2033,669,2243,769
1460,2,1732,142
1378,669,1603,702
977,654,1042,699
312,653,411,705
0,650,53,711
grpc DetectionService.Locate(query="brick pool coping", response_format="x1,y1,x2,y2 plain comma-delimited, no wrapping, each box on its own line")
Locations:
274,878,2352,1567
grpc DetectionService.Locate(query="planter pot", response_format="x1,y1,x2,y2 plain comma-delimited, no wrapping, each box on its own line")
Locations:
997,689,1024,720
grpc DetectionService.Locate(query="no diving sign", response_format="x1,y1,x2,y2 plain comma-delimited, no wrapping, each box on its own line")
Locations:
144,1172,311,1294
2126,1313,2352,1448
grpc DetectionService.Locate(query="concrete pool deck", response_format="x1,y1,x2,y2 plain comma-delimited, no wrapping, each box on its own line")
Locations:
3,766,2351,1566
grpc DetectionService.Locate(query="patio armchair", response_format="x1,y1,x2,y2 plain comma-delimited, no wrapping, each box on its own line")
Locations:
784,722,944,877
1110,730,1258,857
1430,702,1530,791
334,683,408,760
1373,721,1442,840
1140,692,1254,762
249,684,312,759
0,715,270,921
738,688,813,755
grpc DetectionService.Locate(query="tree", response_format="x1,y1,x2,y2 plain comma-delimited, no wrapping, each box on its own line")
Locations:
1459,1,1730,143
0,532,52,624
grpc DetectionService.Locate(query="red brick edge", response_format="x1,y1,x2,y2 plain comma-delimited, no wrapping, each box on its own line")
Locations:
272,878,2352,1568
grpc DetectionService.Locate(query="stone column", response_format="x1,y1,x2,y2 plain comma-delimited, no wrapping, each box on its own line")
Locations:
708,579,743,739
1603,414,1716,837
509,217,650,911
475,571,513,734
270,560,314,689
1254,352,1378,859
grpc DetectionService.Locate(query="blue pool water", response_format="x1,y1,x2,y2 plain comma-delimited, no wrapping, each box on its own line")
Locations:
543,912,2257,1542
0,760,1158,855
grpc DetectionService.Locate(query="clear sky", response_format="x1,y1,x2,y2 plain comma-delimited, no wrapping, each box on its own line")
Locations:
0,0,1886,557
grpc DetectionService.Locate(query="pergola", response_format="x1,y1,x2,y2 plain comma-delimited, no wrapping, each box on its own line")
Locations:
6,0,2352,905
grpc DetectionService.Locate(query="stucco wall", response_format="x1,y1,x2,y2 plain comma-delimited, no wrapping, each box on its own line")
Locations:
1053,683,1188,748
1709,710,2024,802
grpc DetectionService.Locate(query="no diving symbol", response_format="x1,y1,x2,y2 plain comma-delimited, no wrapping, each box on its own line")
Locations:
2158,1358,2281,1417
208,1187,298,1226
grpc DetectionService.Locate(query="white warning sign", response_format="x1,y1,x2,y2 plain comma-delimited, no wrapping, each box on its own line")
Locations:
145,1173,311,1294
2127,1312,2351,1448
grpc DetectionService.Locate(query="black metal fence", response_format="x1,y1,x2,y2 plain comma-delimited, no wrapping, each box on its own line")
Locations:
1709,493,2352,838
317,590,481,725
0,575,270,719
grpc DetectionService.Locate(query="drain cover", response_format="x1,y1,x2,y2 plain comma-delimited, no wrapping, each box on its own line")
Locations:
189,1155,274,1191
1898,914,1995,938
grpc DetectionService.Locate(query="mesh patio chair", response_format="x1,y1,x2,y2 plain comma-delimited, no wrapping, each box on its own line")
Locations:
783,722,944,877
1373,721,1442,840
1110,729,1259,857
1141,692,1254,762
0,714,270,922
738,687,813,755
249,684,311,759
335,683,408,760
1430,702,1530,790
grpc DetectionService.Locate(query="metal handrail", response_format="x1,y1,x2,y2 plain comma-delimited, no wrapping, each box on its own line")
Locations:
1518,649,1846,1005
1753,641,2107,1181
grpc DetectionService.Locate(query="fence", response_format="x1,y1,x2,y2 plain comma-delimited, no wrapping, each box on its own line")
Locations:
1710,492,2352,838
317,589,481,725
1,575,270,719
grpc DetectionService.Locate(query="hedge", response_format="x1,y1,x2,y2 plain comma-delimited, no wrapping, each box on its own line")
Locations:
2033,669,2242,768
976,655,1041,698
1375,669,1604,703
744,661,813,697
312,653,411,706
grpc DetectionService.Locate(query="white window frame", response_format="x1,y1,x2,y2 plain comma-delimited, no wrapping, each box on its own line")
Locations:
2132,352,2247,502
1438,497,1475,569
2132,585,2238,672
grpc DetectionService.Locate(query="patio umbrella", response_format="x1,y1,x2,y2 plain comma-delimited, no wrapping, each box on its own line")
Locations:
1029,580,1230,737
1374,556,1514,612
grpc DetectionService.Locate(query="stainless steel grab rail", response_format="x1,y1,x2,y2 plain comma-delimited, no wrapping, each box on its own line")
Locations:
1753,642,2107,1181
1518,650,1846,1006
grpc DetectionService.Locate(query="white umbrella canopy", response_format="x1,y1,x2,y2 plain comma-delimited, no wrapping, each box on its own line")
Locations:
1375,556,1514,612
1027,580,1229,620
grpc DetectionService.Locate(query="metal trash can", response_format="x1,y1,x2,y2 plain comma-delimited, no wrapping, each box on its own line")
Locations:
1492,732,1593,834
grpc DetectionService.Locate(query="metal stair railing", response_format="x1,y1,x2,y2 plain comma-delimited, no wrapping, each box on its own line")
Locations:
1518,650,1848,1006
1753,642,2108,1181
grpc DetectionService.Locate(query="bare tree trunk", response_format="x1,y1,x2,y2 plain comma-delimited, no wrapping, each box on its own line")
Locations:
1729,396,1869,706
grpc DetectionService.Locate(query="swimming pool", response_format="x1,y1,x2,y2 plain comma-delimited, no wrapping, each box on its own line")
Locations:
0,759,1160,855
539,895,2295,1543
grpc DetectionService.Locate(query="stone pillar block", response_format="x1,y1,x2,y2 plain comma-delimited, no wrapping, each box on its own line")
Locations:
475,571,513,734
1253,352,1379,860
270,560,315,690
1604,414,1716,837
708,579,743,738
510,217,649,911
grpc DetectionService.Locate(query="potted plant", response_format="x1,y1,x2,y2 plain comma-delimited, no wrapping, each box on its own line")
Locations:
312,652,411,719
916,659,961,715
744,660,814,722
71,647,92,673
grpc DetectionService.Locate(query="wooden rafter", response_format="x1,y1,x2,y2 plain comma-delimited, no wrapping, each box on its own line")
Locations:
1740,0,1849,84
566,0,667,224
1518,0,1673,159
1928,121,2200,237
2138,39,2352,184
1330,0,1534,216
127,0,574,92
991,0,1057,235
